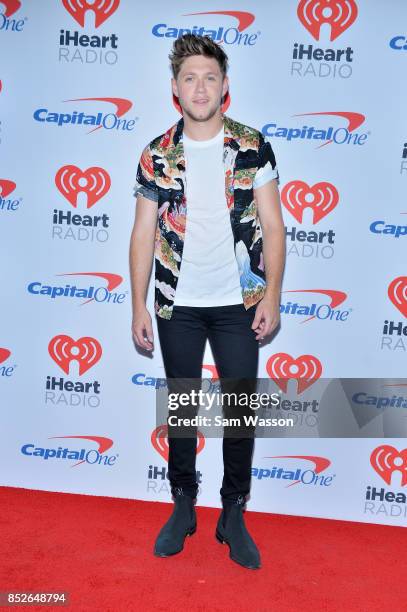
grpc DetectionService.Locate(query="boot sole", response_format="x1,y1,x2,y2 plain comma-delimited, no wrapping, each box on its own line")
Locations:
215,529,261,570
154,525,197,557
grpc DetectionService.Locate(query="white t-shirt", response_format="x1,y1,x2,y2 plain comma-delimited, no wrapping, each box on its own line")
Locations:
173,126,277,307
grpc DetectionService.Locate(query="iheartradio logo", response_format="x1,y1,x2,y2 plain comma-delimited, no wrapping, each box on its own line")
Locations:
55,165,111,208
62,0,120,28
297,0,358,42
48,334,102,375
388,277,407,319
266,353,322,394
281,180,339,224
370,445,407,487
151,425,205,461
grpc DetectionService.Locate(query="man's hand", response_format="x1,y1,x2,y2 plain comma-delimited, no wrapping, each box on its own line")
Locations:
251,294,280,341
132,306,154,351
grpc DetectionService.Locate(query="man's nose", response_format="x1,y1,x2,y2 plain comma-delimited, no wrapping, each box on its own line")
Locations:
195,78,206,93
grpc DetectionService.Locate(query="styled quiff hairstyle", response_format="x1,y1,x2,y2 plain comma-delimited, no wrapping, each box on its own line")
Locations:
169,33,229,80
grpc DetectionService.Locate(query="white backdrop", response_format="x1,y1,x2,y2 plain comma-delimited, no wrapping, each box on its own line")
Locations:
1,0,406,527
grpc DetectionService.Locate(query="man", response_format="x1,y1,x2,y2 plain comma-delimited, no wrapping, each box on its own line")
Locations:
130,34,285,569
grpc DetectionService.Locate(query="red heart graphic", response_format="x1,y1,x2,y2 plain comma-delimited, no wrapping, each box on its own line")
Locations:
62,0,120,28
370,445,407,486
48,335,102,375
151,425,205,462
266,352,322,394
388,277,407,318
297,0,358,42
281,181,339,224
55,165,111,209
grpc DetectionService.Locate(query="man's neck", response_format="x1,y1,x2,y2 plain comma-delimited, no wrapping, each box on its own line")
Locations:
182,111,223,141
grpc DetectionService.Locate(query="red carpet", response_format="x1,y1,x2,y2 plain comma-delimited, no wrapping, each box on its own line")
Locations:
0,486,405,612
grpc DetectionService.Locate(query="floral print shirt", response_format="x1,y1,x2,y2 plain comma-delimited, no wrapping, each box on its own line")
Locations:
133,114,279,320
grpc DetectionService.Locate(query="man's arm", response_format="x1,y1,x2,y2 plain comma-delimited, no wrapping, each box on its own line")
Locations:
251,178,286,340
129,194,157,351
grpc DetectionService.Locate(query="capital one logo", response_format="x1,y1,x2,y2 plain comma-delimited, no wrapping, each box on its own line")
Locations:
33,98,134,134
183,10,255,32
370,445,407,487
0,348,11,363
281,289,348,323
263,112,367,149
0,0,21,17
151,425,205,461
48,334,102,375
263,455,331,487
281,181,338,223
28,272,124,306
62,0,120,28
266,353,322,393
21,435,116,468
388,276,407,318
55,165,111,208
297,0,358,41
0,179,16,198
152,11,258,47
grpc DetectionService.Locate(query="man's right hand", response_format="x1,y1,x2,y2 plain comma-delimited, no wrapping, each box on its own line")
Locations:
132,307,154,351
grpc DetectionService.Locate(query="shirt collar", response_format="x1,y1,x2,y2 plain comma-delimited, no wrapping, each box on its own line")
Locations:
173,113,237,147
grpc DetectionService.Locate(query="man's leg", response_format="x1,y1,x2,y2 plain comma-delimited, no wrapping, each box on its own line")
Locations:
153,306,207,557
156,306,207,499
207,303,260,569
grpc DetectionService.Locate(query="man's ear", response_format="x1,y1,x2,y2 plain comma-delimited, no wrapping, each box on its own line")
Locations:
222,75,229,98
171,77,178,98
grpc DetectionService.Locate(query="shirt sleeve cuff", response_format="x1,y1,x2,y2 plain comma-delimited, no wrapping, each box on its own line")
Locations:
133,183,159,202
253,161,279,189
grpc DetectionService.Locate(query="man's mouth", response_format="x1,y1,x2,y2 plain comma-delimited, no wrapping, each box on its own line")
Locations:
193,99,209,105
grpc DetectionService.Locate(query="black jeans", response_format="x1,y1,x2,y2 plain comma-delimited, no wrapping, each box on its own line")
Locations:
156,303,259,502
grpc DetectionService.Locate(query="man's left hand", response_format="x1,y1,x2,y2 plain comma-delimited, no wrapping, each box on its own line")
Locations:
251,295,280,341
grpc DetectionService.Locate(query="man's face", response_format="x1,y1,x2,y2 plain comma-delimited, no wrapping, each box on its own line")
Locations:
172,55,229,123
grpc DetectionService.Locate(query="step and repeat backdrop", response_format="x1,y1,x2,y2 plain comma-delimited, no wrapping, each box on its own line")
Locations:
1,0,406,527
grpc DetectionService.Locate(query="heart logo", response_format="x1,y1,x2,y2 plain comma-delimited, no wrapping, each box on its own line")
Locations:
281,181,339,224
151,425,205,461
48,335,102,375
55,165,111,209
370,445,407,486
388,276,407,318
266,352,322,394
62,0,120,28
297,0,358,42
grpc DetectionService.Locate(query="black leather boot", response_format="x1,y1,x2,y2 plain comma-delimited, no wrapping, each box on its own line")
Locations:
154,487,197,557
215,495,261,569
